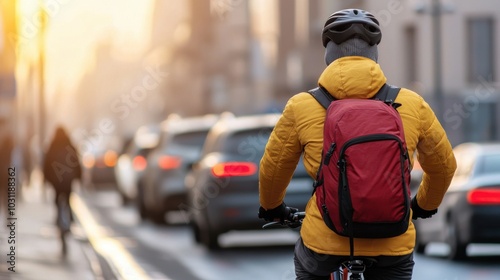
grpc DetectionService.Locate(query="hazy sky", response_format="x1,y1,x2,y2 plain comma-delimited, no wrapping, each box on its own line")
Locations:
42,0,155,101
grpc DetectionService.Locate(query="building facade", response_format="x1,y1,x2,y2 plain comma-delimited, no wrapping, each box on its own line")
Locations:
245,0,500,145
360,0,500,145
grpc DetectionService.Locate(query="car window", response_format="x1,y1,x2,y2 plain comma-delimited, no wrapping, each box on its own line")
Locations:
127,143,139,155
227,128,273,161
222,128,308,177
201,128,221,155
169,130,209,150
477,154,500,175
120,138,134,154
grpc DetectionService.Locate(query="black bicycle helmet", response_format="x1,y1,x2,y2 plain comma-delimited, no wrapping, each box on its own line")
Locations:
322,9,381,47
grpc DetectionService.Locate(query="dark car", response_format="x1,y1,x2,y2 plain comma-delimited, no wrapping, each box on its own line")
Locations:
81,136,121,189
184,113,313,250
138,114,222,224
114,124,160,204
414,142,500,260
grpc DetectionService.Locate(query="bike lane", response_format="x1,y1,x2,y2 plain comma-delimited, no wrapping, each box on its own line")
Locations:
0,179,99,280
71,189,201,280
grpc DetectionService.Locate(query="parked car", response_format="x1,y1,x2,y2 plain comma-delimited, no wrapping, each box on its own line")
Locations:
114,124,160,204
184,113,313,250
138,114,223,224
414,142,500,260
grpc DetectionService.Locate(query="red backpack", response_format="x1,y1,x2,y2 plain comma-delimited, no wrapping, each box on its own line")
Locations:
308,84,411,245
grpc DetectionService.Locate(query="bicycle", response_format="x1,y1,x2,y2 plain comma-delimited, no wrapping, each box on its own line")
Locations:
262,209,373,280
56,192,72,256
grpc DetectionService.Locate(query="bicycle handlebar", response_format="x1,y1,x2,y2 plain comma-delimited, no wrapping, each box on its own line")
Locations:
260,207,375,279
261,208,306,229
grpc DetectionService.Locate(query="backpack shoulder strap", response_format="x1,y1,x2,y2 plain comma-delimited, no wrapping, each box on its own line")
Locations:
309,84,401,109
308,86,335,109
373,84,402,109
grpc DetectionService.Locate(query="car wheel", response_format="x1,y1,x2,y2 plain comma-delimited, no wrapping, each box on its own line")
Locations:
447,220,467,260
119,191,130,206
137,188,148,221
201,228,220,251
199,212,220,250
414,237,427,254
191,220,202,244
150,210,166,225
414,223,427,254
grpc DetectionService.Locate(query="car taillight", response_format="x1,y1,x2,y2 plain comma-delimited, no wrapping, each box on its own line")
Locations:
82,154,95,169
104,150,118,167
158,155,182,170
211,162,257,178
467,188,500,205
133,155,147,171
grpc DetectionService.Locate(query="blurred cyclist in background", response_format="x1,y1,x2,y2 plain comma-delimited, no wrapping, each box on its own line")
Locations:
43,125,82,226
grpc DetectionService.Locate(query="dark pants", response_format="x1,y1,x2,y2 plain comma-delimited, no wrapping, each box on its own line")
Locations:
294,237,414,280
54,190,74,223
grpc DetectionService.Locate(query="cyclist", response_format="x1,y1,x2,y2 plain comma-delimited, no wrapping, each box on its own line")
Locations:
258,8,457,280
43,126,82,235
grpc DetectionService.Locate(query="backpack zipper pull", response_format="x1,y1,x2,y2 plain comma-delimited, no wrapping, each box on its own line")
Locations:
323,143,336,165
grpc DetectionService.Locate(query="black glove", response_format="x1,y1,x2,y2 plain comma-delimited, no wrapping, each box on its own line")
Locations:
411,196,437,220
258,203,296,223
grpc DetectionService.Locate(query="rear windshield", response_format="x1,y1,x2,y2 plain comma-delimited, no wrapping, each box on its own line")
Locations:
166,131,209,153
224,128,308,176
477,154,500,175
225,129,272,159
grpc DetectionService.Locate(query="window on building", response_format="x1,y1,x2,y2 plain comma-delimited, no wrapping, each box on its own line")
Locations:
467,18,495,83
404,25,417,85
464,102,497,142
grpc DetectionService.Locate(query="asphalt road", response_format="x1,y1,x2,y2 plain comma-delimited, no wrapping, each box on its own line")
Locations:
74,188,500,280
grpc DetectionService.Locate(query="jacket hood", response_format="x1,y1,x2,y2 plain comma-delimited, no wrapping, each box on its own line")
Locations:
318,56,387,99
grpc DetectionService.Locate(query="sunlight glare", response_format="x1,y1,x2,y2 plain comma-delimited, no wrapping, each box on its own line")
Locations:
38,0,155,99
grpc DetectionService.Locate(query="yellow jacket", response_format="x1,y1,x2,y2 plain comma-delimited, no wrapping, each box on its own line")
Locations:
259,56,457,256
